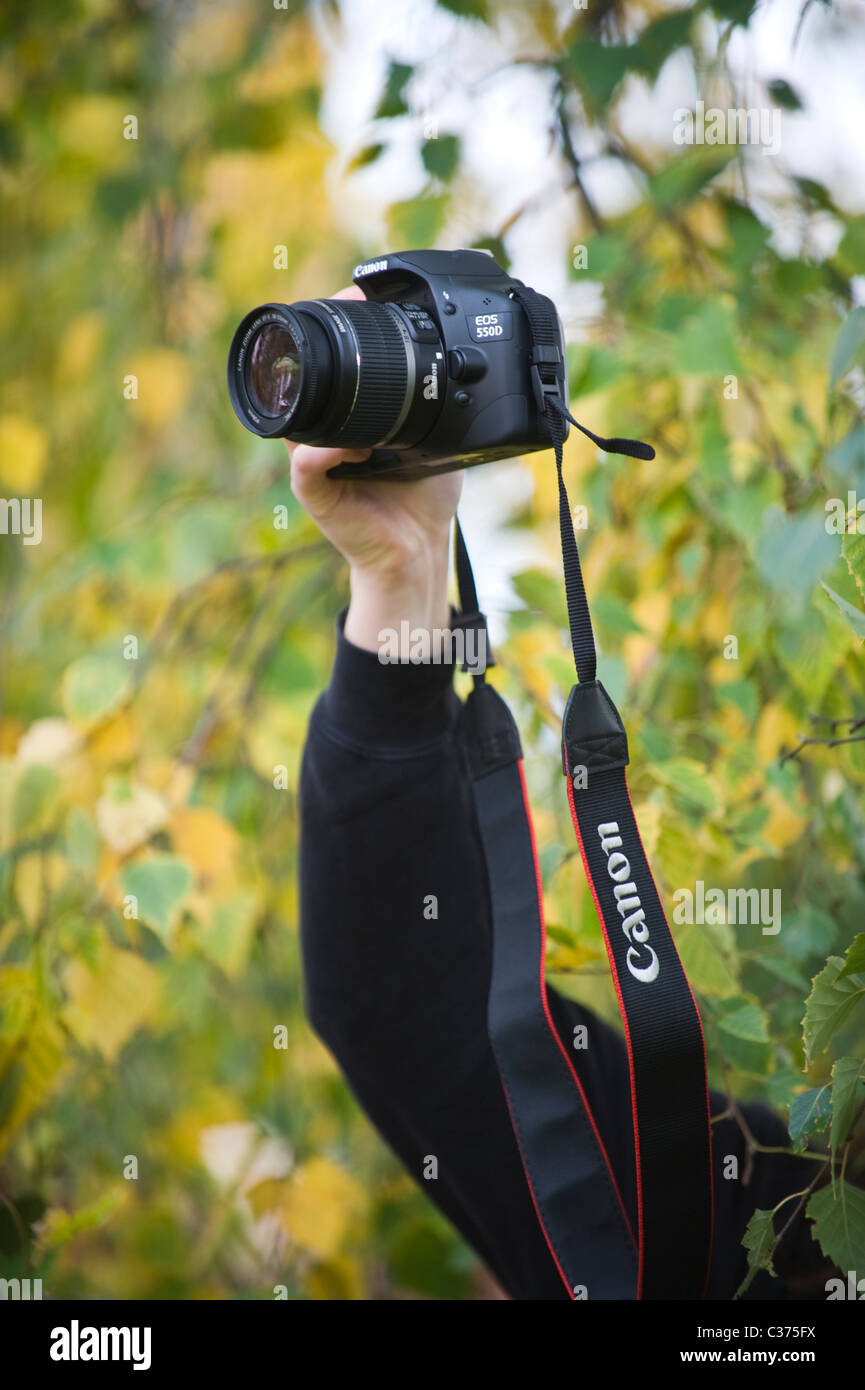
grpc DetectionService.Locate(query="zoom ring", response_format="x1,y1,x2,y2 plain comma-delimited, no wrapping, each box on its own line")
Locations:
329,301,409,447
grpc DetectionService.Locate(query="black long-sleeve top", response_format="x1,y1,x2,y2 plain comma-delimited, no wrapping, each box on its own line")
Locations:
298,616,831,1300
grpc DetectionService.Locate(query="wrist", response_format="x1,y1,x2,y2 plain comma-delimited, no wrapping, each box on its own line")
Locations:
344,537,451,657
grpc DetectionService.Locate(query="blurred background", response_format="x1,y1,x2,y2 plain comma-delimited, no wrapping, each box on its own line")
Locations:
1,0,865,1299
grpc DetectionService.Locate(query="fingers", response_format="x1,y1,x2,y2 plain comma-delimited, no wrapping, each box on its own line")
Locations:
288,442,369,518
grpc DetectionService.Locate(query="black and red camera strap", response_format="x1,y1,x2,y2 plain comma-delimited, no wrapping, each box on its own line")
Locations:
453,284,714,1300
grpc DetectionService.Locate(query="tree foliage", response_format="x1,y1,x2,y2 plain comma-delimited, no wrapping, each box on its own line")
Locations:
1,0,864,1297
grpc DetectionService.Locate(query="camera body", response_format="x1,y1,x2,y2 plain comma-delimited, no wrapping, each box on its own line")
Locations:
227,248,569,481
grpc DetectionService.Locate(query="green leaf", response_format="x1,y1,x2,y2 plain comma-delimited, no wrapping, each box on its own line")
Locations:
788,1085,831,1148
592,592,645,638
651,758,717,814
562,40,631,111
191,891,258,978
843,528,865,598
782,906,839,964
710,0,757,24
767,1068,806,1110
649,148,733,210
568,343,624,396
11,764,59,837
807,1181,865,1272
470,235,509,270
676,925,740,998
802,955,865,1065
821,582,865,640
838,933,865,980
631,11,693,81
375,61,413,120
64,806,100,875
751,952,807,991
672,300,741,376
755,506,837,612
437,0,487,16
767,78,803,111
119,853,193,945
794,177,836,212
718,1000,770,1043
347,143,384,172
830,1057,865,1169
36,1189,123,1252
387,194,448,246
512,568,567,623
829,306,865,390
61,654,129,727
836,217,865,276
735,1208,776,1298
421,134,460,182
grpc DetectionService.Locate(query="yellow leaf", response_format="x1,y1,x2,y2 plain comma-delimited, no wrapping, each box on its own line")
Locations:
56,312,105,383
189,890,258,978
164,1089,246,1168
761,787,807,852
631,798,662,859
657,815,700,893
238,17,320,102
36,1188,126,1252
0,1014,65,1150
175,6,250,75
0,965,36,1040
127,349,192,429
279,1157,365,1260
63,943,159,1061
304,1254,364,1301
245,698,313,790
715,701,749,742
14,852,69,927
675,924,740,998
57,94,132,169
700,594,735,649
88,710,138,766
0,414,48,491
169,805,239,880
755,703,800,765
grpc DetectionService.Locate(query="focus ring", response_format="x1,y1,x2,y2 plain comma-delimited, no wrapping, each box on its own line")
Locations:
328,300,409,447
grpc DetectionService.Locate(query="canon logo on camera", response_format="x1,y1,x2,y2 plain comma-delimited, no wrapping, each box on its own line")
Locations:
353,259,388,277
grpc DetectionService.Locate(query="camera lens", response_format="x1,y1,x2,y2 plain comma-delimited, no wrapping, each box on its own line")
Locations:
246,324,302,418
228,297,444,448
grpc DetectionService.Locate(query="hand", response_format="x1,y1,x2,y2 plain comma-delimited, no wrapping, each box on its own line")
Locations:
287,285,462,654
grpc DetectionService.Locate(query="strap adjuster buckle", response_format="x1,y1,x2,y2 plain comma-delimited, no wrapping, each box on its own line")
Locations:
451,609,494,675
529,344,564,414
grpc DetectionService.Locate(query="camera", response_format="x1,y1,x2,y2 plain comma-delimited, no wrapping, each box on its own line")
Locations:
226,248,569,481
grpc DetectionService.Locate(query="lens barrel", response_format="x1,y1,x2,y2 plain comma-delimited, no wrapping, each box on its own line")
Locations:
227,297,431,447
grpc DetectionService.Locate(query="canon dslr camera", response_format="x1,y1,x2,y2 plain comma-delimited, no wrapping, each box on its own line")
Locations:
227,248,569,482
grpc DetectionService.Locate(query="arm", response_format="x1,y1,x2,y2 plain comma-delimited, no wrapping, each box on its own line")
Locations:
288,290,831,1299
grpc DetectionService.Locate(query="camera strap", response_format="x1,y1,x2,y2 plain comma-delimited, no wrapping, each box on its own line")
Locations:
453,285,714,1300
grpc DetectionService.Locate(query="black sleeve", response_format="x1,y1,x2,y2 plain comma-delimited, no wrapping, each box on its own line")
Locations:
298,616,832,1300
